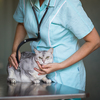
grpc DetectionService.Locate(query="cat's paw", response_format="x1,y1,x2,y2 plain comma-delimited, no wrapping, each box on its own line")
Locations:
7,78,16,84
33,80,40,84
11,79,16,84
45,79,51,84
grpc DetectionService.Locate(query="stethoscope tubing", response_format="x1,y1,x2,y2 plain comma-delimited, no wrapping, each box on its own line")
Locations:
16,0,50,66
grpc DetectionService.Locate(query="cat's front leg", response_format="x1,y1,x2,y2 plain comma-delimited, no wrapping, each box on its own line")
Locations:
28,72,40,84
33,80,40,84
7,67,16,84
7,78,16,84
42,77,51,84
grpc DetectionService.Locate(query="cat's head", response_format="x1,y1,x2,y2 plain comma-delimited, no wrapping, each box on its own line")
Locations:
34,48,53,65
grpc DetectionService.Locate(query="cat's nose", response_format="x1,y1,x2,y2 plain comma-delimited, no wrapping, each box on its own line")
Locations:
43,60,45,63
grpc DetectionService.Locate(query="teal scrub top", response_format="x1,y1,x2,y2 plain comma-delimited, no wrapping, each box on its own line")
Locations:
13,0,94,91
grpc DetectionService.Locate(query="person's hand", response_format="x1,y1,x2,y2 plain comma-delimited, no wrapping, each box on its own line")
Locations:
8,51,21,69
34,61,61,75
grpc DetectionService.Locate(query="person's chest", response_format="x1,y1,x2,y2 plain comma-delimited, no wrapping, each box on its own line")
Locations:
23,0,73,47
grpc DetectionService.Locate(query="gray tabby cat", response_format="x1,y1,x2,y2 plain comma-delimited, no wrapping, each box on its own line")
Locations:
7,48,53,84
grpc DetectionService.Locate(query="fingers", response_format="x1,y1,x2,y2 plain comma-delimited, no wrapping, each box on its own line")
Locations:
8,56,17,69
9,65,12,68
8,52,21,69
11,54,18,66
42,64,51,69
18,51,21,60
35,62,54,75
36,61,43,70
35,61,48,75
34,68,46,75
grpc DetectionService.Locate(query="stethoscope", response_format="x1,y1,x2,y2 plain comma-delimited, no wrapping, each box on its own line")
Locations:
16,0,50,70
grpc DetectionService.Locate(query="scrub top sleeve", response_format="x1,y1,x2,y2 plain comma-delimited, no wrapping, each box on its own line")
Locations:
13,0,24,23
67,0,94,39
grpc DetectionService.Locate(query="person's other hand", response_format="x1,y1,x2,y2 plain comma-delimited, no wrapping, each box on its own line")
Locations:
34,61,61,75
8,51,21,69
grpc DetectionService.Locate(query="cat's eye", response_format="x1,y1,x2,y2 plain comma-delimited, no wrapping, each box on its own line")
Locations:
39,57,42,59
46,56,49,59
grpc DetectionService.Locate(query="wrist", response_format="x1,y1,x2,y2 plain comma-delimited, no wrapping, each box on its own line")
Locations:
12,50,16,54
59,61,68,70
12,46,17,53
58,63,63,70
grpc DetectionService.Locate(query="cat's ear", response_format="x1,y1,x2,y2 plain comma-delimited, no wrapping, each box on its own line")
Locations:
48,48,53,54
34,49,39,54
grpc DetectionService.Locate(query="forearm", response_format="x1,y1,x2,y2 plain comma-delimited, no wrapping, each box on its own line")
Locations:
90,37,100,52
60,41,98,69
89,29,100,53
60,28,100,69
12,23,27,53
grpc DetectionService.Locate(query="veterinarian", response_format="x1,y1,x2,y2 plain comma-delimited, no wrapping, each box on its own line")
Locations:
8,0,100,93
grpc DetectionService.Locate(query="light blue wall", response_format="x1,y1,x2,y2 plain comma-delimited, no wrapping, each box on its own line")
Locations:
0,0,100,100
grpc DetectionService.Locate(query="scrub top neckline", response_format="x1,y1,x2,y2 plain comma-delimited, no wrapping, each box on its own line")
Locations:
31,0,47,11
31,0,56,11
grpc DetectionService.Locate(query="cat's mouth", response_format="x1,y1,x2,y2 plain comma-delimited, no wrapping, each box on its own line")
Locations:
35,60,47,66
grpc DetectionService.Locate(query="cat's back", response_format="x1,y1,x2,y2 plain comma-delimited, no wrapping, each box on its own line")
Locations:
21,52,35,59
19,52,36,69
